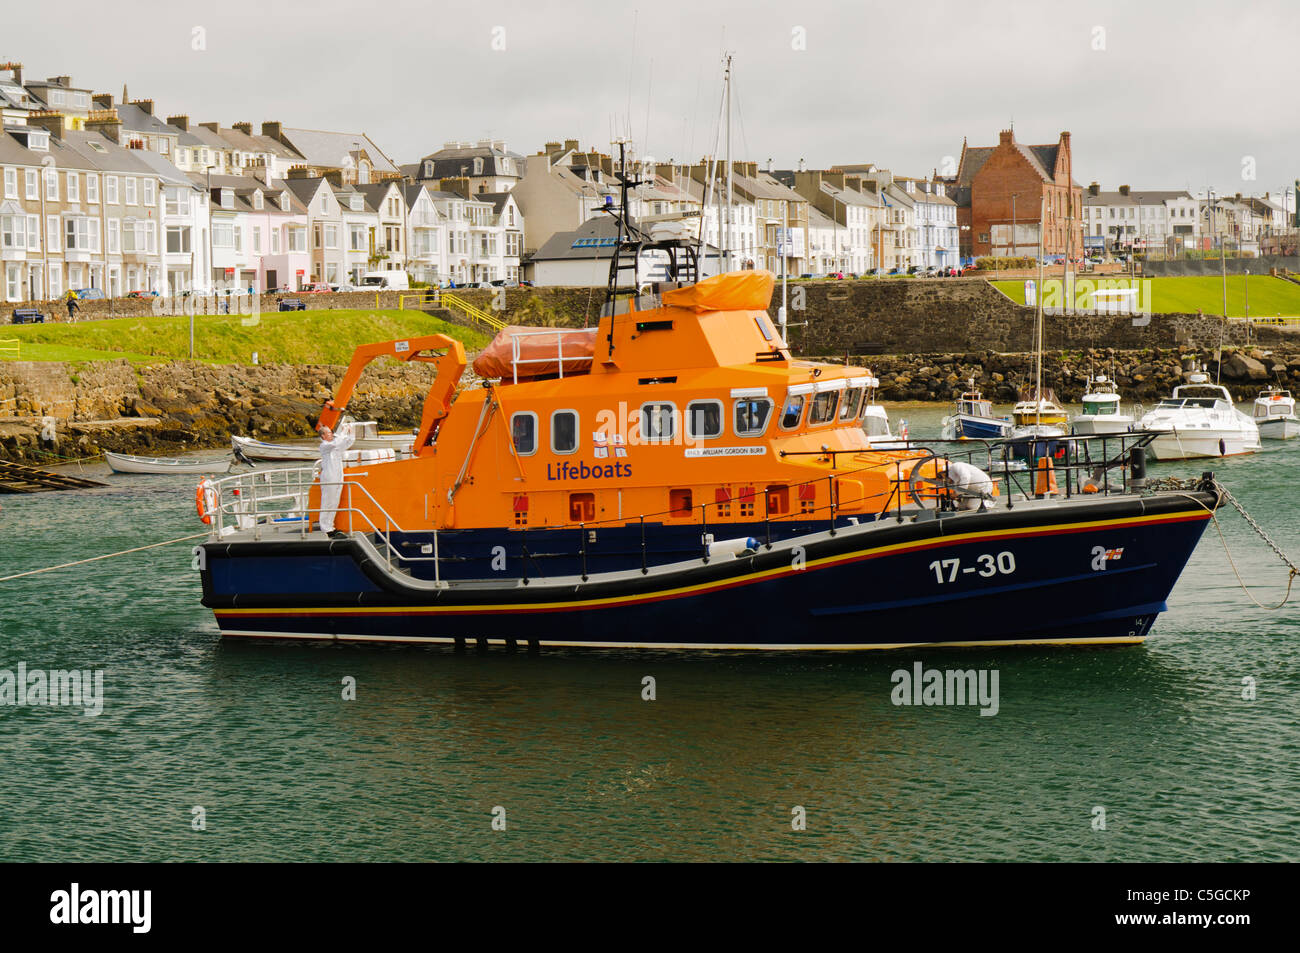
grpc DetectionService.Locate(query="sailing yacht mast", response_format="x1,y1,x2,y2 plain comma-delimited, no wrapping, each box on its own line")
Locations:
1036,193,1045,428
722,54,733,274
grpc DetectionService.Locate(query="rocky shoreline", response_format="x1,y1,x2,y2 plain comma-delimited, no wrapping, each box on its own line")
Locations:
864,345,1299,404
2,344,1297,463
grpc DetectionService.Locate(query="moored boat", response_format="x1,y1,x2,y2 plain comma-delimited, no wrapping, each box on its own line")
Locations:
189,168,1222,651
231,434,320,463
941,381,1012,440
1252,387,1299,440
1136,373,1261,460
1072,375,1135,436
105,451,232,475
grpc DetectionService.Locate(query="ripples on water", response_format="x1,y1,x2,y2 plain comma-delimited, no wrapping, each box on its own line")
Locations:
0,409,1296,862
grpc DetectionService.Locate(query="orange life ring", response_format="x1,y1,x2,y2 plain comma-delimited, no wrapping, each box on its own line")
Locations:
195,478,217,525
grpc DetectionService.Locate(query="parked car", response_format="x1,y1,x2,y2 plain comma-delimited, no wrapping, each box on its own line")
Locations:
360,272,410,291
329,282,357,293
73,288,105,300
300,283,332,293
125,290,158,298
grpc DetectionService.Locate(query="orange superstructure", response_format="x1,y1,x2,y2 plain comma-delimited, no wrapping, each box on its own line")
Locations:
313,270,938,534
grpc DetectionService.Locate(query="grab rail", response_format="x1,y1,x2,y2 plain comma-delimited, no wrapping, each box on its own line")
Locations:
203,430,1159,584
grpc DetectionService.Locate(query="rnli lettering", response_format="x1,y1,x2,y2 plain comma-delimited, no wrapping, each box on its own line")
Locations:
546,461,632,480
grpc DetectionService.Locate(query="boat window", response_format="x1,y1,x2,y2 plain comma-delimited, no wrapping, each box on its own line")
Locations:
754,315,773,342
685,400,724,440
1082,400,1115,415
1271,405,1291,416
640,402,677,442
551,410,579,454
734,397,773,437
779,394,805,430
510,412,538,456
839,387,864,420
568,492,595,522
808,391,838,426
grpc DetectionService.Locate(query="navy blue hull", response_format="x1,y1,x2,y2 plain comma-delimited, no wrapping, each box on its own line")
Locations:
201,492,1216,650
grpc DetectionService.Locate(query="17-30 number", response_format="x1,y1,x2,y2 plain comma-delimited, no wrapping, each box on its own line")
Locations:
928,552,1016,584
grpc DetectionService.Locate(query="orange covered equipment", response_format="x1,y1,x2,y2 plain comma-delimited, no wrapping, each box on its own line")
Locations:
472,326,598,381
662,269,775,313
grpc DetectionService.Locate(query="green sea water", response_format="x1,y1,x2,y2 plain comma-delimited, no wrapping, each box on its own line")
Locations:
1,406,1297,862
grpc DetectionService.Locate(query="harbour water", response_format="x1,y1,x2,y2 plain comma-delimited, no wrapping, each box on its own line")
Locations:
1,405,1297,862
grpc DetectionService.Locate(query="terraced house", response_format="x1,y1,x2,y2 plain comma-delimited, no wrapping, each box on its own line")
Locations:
202,172,310,292
2,111,169,301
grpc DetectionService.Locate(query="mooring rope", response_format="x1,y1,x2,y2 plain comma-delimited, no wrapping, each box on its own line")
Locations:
1170,484,1298,611
0,531,209,583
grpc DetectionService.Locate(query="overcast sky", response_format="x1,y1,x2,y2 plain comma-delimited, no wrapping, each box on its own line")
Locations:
4,0,1297,200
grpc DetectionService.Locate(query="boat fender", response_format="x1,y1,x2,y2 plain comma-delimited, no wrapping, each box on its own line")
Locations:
705,536,759,559
195,478,217,525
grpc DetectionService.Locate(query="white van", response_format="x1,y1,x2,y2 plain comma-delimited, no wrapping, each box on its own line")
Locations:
360,271,410,291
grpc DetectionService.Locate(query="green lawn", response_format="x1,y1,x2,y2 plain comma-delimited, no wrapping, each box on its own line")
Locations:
1,309,490,364
991,275,1300,317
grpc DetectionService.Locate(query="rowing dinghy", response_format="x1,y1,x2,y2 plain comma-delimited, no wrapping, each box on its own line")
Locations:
105,451,232,475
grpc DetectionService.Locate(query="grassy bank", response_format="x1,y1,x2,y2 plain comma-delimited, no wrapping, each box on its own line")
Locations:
991,275,1300,317
0,309,491,365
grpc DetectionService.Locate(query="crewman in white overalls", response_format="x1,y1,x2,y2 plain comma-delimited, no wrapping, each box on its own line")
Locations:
317,418,355,538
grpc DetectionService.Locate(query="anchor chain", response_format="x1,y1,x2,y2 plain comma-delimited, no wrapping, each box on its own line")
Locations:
1214,481,1300,577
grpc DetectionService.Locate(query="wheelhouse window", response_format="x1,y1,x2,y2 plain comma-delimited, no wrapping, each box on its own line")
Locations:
640,402,677,442
685,400,723,440
839,387,864,420
551,410,578,454
511,412,538,456
780,394,806,430
808,390,839,425
734,398,773,437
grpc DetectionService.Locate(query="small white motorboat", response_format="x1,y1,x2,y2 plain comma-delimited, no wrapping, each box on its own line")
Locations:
105,451,232,475
1136,373,1261,460
231,435,320,463
1072,374,1135,435
1252,387,1299,440
350,420,417,456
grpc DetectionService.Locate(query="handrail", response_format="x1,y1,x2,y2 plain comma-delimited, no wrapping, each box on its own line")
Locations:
442,292,506,332
202,431,1159,582
508,328,595,385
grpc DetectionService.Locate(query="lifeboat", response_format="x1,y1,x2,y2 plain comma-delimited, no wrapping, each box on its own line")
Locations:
191,267,1224,651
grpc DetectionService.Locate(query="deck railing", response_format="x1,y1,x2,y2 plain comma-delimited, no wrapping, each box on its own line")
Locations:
204,432,1157,584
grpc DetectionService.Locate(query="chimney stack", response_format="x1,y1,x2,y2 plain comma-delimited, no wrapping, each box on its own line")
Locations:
0,62,22,86
93,92,113,109
1088,181,1100,196
168,114,189,132
129,98,154,116
999,129,1014,145
85,108,122,142
233,121,252,135
26,110,65,140
1119,184,1130,196
439,176,470,198
261,121,284,143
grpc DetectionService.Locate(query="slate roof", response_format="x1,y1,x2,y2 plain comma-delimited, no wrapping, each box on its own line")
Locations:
280,127,399,175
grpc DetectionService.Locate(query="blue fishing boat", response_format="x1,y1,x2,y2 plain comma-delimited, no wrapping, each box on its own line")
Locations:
941,381,1013,440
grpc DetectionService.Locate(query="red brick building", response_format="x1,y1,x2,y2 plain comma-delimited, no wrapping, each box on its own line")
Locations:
954,129,1083,260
